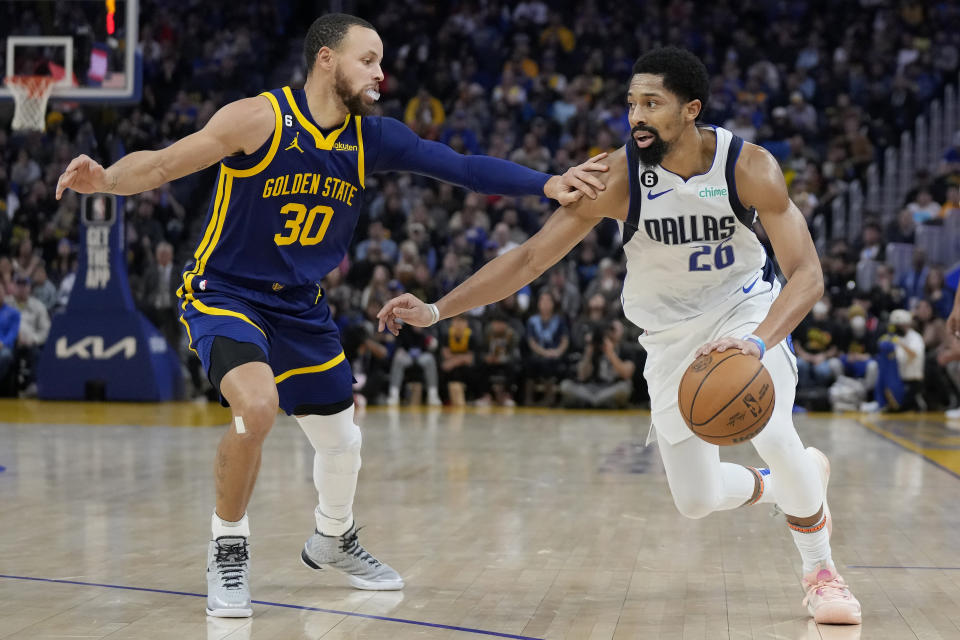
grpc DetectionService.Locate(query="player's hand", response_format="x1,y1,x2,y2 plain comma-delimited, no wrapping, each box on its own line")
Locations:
545,152,609,205
695,337,761,359
56,154,109,200
377,293,431,336
948,307,960,340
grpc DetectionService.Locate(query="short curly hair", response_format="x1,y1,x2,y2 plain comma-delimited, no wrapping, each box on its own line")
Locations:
304,13,375,75
632,47,709,119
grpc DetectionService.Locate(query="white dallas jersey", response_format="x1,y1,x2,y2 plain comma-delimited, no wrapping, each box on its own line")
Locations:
618,126,772,332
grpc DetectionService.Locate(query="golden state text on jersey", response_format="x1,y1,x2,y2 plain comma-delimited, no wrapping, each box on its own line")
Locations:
179,87,367,305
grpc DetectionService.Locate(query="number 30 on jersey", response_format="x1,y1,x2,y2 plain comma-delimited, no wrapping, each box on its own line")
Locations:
274,203,334,246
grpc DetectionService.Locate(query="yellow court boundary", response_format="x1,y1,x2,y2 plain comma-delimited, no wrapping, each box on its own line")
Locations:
855,416,960,478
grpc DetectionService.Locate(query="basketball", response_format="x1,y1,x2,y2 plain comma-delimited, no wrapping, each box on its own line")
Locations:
678,351,775,446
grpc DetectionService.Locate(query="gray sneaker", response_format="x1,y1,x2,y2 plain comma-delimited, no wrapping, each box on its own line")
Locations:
206,536,252,617
301,524,404,590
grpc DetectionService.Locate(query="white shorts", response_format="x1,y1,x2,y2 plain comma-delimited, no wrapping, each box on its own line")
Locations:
638,277,798,445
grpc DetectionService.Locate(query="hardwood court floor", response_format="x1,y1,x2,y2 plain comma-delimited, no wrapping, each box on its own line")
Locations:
1,400,960,639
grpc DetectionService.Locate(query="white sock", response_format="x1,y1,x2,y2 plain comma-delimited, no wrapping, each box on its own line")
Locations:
789,515,833,574
212,511,249,538
749,468,777,505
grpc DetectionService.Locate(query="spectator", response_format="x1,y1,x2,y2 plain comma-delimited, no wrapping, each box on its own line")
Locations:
404,88,446,139
914,299,952,409
386,324,441,407
868,264,904,315
345,299,391,409
886,207,916,244
355,220,398,263
6,274,50,394
864,309,925,412
941,130,960,173
360,264,394,311
523,291,569,405
477,311,521,407
794,297,841,389
856,221,885,262
439,314,478,406
906,189,942,224
544,264,581,320
0,256,14,292
572,293,609,352
12,237,42,279
560,319,635,409
924,267,955,319
938,185,959,219
138,241,180,349
509,133,552,173
897,249,930,306
829,308,879,411
29,264,58,313
0,283,20,391
583,257,621,306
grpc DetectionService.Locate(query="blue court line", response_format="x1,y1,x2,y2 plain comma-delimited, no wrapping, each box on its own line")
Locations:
854,418,960,481
0,574,543,640
847,565,960,570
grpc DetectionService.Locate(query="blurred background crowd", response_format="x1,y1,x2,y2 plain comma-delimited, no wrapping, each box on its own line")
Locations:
1,0,959,413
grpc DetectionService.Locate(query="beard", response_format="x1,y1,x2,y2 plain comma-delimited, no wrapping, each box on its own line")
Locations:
334,66,373,116
632,124,670,167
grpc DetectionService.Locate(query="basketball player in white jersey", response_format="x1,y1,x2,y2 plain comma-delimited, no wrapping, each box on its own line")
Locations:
377,47,861,624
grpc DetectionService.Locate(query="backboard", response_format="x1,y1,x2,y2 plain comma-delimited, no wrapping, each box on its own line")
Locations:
1,0,141,103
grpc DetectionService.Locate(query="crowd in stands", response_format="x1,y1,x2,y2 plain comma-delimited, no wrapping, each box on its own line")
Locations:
1,0,959,413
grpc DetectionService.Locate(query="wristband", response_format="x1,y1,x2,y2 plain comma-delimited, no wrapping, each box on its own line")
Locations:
427,303,440,326
743,334,766,358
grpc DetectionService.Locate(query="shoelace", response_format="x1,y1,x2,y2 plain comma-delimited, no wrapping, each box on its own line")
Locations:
339,527,381,566
214,540,249,589
802,574,849,606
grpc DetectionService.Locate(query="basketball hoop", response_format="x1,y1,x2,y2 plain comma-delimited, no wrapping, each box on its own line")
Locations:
5,76,57,133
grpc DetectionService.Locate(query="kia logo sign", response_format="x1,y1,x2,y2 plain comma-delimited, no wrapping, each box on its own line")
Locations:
55,336,137,360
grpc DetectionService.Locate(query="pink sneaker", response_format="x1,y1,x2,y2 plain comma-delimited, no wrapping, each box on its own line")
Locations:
802,565,862,624
806,447,832,538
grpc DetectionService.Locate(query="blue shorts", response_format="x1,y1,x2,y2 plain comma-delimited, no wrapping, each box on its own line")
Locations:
179,283,352,415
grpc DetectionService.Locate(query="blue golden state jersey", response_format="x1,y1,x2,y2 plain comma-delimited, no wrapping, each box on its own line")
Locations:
179,86,368,304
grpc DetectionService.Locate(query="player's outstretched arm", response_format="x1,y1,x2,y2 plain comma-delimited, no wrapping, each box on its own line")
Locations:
366,117,609,206
56,96,276,199
377,148,629,334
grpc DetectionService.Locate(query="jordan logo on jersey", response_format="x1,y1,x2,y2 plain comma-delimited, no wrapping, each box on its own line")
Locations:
644,215,736,245
285,131,304,153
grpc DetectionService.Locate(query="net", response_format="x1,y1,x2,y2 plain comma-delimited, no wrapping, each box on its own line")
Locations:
5,76,58,132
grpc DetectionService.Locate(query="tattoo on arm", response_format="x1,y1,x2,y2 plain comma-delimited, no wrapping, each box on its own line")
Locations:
107,173,119,194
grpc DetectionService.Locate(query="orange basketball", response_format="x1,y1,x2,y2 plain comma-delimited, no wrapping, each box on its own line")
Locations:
678,351,775,446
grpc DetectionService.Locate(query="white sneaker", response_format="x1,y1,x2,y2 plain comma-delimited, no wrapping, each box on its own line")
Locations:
427,389,442,406
859,401,880,413
945,407,960,420
386,390,400,407
802,564,862,624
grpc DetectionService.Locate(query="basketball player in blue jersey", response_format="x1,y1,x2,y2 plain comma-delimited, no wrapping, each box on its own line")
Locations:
378,48,862,625
55,13,608,618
